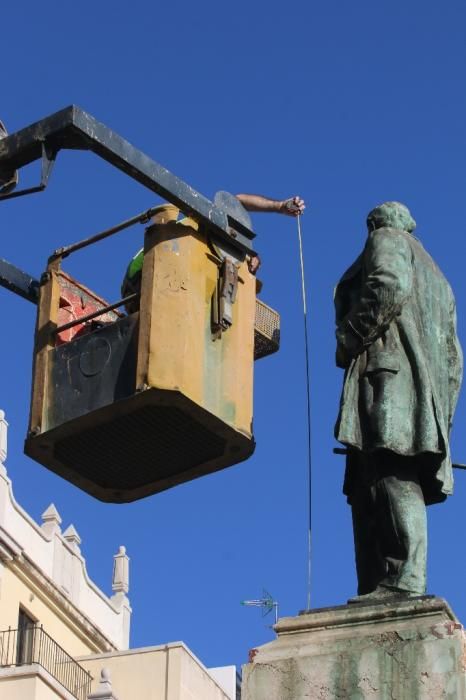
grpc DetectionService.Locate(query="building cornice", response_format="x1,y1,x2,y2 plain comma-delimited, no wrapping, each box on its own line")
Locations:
0,464,130,650
6,544,119,653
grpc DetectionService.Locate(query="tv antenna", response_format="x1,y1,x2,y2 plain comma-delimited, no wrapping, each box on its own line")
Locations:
241,589,279,625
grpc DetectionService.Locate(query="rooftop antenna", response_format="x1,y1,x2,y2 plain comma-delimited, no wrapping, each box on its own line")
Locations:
241,589,279,625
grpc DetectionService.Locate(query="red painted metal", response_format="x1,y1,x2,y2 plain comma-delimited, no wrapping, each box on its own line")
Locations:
56,272,122,346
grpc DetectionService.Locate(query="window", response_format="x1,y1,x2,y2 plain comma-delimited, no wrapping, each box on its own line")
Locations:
16,609,36,665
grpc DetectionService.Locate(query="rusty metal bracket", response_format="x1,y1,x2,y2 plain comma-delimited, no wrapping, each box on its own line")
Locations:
219,258,239,328
212,258,239,336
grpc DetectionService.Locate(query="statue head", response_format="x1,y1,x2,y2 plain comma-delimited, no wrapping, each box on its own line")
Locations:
367,201,416,234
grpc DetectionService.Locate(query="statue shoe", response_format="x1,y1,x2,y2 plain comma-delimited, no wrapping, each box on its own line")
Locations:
0,119,18,194
347,585,418,605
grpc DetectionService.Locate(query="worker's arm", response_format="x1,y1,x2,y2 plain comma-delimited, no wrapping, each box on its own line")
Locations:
236,194,305,276
236,194,305,216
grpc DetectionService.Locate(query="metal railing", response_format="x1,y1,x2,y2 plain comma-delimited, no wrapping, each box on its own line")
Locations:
0,626,92,700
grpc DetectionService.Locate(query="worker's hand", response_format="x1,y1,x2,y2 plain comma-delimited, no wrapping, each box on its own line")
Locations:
247,254,261,275
279,196,305,217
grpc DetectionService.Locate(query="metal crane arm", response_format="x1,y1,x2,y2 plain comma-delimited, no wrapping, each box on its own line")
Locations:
0,105,256,255
0,258,39,303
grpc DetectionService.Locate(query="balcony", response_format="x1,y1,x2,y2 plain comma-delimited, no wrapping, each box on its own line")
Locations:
0,626,92,700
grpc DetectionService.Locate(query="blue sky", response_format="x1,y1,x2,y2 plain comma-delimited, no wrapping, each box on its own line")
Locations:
1,0,466,672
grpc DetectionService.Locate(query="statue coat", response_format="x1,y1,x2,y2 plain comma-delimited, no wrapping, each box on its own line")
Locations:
335,226,463,504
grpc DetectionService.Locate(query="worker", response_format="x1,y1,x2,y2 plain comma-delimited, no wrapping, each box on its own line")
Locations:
121,194,305,307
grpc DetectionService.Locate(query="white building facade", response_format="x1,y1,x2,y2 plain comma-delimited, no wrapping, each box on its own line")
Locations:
0,411,236,700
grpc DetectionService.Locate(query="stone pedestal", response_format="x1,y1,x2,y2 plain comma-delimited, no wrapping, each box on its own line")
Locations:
242,596,466,699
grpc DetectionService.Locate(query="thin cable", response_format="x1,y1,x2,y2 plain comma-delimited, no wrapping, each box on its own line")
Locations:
296,214,313,611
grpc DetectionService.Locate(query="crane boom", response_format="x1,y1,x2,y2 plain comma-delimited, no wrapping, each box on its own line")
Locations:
0,105,256,255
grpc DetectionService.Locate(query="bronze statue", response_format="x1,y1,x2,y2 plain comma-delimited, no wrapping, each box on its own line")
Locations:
334,201,463,602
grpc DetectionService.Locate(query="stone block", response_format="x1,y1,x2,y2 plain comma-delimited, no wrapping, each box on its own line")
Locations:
242,596,466,699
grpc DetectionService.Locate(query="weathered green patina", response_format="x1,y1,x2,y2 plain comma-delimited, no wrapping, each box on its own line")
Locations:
334,202,463,598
